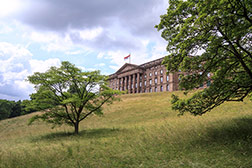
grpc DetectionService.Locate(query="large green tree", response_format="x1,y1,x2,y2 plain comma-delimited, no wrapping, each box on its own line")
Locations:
156,0,252,115
28,61,121,134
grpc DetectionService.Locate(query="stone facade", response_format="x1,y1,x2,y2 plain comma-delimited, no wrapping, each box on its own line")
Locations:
108,57,183,93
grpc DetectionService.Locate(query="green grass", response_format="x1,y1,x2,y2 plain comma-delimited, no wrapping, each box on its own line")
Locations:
1,91,252,168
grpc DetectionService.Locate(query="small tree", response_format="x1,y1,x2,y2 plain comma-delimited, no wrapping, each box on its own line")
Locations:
156,0,252,115
28,61,121,134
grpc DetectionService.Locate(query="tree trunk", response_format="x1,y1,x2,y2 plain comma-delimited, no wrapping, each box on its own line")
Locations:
74,122,79,134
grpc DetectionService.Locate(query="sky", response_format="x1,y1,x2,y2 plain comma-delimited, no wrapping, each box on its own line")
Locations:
0,0,168,101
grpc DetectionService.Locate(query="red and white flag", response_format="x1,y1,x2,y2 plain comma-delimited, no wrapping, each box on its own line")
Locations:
124,54,131,60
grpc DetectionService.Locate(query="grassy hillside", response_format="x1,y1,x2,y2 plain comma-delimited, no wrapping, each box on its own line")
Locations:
1,91,252,168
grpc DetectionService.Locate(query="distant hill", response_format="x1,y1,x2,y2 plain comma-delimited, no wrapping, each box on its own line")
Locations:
1,91,252,168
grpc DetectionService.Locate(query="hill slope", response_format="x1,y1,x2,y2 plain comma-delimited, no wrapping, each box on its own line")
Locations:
1,91,252,168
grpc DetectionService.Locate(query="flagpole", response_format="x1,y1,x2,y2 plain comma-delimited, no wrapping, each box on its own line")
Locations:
129,53,131,64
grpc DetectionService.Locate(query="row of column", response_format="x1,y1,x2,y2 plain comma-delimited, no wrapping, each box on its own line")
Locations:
119,73,140,93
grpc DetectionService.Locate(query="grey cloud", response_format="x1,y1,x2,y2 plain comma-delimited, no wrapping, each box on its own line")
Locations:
69,30,140,51
18,0,158,31
15,0,167,51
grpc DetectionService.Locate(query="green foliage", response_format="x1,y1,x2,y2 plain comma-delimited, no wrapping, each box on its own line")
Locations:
156,0,252,115
27,61,122,134
9,100,22,118
0,99,31,120
0,100,14,120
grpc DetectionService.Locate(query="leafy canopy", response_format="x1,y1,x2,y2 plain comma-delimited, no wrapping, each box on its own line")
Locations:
27,61,121,134
156,0,252,115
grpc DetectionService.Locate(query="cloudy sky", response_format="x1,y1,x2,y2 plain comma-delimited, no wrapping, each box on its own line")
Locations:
0,0,168,100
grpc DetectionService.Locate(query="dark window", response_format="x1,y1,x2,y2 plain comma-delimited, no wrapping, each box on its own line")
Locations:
207,80,211,86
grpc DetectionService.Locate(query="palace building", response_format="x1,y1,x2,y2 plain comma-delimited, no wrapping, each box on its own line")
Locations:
107,57,183,93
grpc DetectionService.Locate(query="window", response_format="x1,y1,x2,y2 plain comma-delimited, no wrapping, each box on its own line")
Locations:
155,87,157,92
149,88,152,92
149,79,152,85
155,78,157,84
131,84,133,89
155,71,157,76
144,74,146,78
160,70,163,75
160,77,163,83
160,85,163,92
207,80,211,86
167,84,170,91
149,72,152,77
166,75,169,82
135,83,137,88
144,80,146,86
140,82,142,87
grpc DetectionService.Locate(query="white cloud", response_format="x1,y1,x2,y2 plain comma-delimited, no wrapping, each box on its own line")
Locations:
29,58,61,73
0,42,33,100
0,42,64,100
78,27,103,41
66,50,82,55
97,52,104,59
95,63,105,67
28,31,74,52
0,0,22,18
0,22,13,34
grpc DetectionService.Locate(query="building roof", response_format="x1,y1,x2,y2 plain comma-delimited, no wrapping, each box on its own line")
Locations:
108,57,165,79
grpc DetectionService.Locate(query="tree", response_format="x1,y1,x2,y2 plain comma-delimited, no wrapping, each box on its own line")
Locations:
156,0,252,115
27,61,121,134
0,100,14,120
9,100,22,118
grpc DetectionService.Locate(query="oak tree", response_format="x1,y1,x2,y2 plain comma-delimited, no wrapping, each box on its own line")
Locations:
156,0,252,115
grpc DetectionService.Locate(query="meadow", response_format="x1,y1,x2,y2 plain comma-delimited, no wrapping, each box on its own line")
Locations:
1,91,252,168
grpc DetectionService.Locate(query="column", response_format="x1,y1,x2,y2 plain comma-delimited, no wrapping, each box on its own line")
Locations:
136,73,140,93
142,74,145,93
124,76,127,91
132,74,136,93
118,78,121,90
128,75,132,93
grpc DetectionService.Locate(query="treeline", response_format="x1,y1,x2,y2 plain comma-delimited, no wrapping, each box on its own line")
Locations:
0,99,47,121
